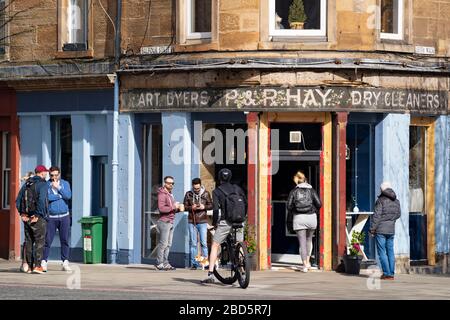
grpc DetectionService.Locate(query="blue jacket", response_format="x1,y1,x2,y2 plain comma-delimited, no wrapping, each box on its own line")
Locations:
47,179,72,215
15,176,49,219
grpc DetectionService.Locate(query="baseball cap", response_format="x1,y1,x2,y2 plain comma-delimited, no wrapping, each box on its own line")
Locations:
35,165,49,173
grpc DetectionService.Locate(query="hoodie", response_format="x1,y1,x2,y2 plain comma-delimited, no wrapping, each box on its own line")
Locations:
157,186,177,223
183,186,213,224
47,179,72,215
370,188,401,235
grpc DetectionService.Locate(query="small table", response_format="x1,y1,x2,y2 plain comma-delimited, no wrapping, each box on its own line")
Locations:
346,211,373,261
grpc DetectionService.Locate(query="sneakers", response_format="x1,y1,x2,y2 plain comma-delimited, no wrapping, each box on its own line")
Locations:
164,263,176,271
62,260,72,272
190,265,198,270
300,267,309,273
201,274,215,284
155,263,166,270
381,274,394,280
20,263,31,274
32,266,45,274
41,260,48,272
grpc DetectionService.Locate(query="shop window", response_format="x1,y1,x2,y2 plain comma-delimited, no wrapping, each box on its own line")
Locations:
186,0,211,40
269,0,327,38
0,0,6,55
2,132,10,209
58,0,89,51
51,117,72,186
380,0,403,40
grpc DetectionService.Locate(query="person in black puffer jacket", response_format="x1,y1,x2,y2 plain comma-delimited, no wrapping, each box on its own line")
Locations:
370,182,401,280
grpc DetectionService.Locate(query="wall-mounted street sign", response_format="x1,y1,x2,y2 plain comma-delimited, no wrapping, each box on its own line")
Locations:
121,87,448,114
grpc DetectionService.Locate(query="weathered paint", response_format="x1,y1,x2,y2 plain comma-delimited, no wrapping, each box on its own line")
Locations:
411,117,436,265
434,115,449,255
323,113,333,271
258,113,269,270
246,113,258,268
375,114,410,258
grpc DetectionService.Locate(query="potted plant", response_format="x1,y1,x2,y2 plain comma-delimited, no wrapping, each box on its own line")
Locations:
343,231,365,275
288,0,307,30
244,224,257,270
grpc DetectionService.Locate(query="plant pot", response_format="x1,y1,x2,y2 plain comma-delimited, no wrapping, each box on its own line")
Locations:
247,253,258,271
343,255,362,275
290,22,304,29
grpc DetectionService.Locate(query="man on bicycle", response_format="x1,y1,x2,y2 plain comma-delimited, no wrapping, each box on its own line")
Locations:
201,168,247,284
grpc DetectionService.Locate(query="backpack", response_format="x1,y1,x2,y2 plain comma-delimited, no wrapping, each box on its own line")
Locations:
218,185,246,224
294,188,313,213
18,179,38,214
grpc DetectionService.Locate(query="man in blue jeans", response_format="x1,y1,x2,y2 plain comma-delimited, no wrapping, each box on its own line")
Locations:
42,166,72,272
370,182,401,280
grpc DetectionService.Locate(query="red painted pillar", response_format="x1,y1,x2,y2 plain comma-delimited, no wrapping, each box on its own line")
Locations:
332,112,348,269
10,92,20,260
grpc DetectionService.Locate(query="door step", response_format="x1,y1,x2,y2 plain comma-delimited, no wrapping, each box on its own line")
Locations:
409,265,444,275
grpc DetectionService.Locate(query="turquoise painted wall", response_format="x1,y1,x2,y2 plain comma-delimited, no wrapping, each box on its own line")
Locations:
375,114,410,257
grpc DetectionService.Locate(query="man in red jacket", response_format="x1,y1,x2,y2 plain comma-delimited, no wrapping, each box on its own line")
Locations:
156,176,183,271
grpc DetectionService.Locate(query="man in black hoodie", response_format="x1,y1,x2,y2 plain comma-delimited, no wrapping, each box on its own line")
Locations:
370,181,401,280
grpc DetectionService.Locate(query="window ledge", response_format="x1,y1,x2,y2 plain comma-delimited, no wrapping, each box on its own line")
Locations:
174,42,219,53
375,42,414,54
55,49,94,59
258,40,332,51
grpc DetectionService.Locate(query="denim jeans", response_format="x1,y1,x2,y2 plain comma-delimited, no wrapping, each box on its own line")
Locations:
156,220,174,266
189,223,208,267
375,234,395,277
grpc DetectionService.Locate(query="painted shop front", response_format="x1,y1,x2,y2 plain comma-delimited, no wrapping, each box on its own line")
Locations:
120,74,449,272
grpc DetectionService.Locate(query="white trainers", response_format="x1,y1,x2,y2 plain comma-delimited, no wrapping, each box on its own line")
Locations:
41,260,48,272
62,260,72,272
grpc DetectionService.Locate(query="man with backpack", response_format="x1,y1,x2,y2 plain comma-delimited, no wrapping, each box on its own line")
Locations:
15,165,49,274
201,168,247,284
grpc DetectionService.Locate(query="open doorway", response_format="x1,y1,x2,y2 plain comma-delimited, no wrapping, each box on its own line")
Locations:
270,123,322,267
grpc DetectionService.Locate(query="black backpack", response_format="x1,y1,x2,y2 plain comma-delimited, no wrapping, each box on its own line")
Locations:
218,185,246,224
18,179,38,214
294,188,313,213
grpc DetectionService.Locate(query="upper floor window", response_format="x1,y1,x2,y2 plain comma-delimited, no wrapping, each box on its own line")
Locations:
2,132,10,210
59,0,89,51
269,0,327,38
380,0,403,40
0,0,6,54
186,0,211,40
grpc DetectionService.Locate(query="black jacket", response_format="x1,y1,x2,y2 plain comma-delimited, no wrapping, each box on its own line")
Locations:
286,183,321,232
370,188,401,235
212,182,247,226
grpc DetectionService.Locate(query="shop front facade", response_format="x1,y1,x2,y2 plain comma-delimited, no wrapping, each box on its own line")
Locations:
119,68,450,272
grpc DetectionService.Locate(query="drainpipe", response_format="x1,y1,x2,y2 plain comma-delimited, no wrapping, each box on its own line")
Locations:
110,0,122,264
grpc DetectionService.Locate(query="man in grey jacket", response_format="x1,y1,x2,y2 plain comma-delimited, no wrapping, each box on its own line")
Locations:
370,182,401,280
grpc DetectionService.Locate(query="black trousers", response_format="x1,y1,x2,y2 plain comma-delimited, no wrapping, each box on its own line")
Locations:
23,218,47,268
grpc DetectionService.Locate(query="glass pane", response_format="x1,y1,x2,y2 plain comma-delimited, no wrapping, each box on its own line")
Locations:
409,126,425,213
3,170,9,208
275,0,321,30
192,0,211,33
381,0,398,34
67,0,87,44
60,118,72,186
4,132,10,169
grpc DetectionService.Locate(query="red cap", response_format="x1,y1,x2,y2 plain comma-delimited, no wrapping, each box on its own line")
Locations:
34,165,49,173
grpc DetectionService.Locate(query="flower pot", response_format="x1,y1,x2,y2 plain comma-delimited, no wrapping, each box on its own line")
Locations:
247,253,258,271
343,255,362,275
290,22,304,29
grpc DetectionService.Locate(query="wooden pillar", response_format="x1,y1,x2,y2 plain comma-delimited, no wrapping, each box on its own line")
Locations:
332,112,348,270
258,113,269,270
322,113,333,271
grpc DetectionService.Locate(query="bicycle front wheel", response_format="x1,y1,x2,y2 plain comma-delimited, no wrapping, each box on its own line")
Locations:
213,242,238,284
236,242,250,289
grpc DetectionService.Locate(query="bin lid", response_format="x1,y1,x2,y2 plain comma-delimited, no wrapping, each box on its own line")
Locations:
78,216,106,224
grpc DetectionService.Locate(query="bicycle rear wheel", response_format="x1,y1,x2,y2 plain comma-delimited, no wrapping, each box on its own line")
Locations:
236,242,250,289
213,242,238,284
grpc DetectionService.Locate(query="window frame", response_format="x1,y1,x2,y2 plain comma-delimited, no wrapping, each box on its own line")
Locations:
268,0,328,38
186,0,212,40
380,0,404,41
0,0,6,55
2,132,10,210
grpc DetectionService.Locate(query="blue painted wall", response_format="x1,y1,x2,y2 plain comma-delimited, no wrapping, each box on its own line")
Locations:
375,114,410,257
435,116,450,254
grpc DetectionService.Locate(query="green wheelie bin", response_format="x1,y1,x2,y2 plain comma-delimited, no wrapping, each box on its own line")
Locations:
79,216,107,263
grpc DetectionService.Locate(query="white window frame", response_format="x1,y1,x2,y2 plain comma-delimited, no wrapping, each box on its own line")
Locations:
2,132,10,210
380,0,404,40
186,0,211,40
269,0,327,38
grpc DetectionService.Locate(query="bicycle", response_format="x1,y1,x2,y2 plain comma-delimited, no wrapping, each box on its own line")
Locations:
212,224,251,289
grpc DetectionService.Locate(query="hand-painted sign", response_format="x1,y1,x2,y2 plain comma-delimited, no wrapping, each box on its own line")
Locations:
121,87,448,114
